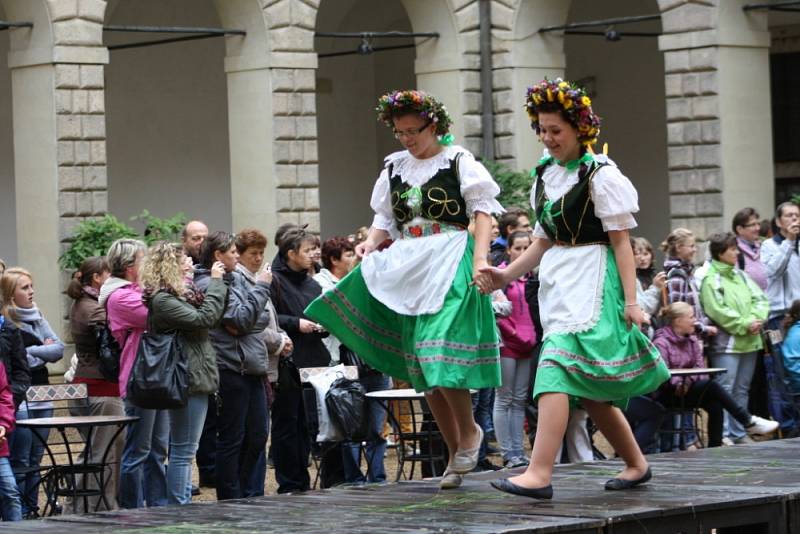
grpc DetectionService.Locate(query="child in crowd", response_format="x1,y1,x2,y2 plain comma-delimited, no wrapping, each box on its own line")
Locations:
495,231,536,469
653,302,778,447
0,364,21,521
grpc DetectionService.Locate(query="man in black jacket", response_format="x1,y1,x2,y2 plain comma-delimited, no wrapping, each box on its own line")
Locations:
0,315,31,410
270,227,331,493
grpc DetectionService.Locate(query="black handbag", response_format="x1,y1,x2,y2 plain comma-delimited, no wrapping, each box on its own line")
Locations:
94,324,121,382
127,301,188,410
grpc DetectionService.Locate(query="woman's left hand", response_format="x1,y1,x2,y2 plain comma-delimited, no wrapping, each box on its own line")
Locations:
624,303,645,330
472,259,492,295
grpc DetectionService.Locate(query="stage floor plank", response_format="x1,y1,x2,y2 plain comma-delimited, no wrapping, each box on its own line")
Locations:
6,438,800,533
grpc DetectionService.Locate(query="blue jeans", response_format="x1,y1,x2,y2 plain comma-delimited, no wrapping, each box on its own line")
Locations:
119,401,168,508
624,396,665,454
167,395,208,505
342,374,391,484
9,407,51,515
215,372,269,500
711,352,757,440
0,457,21,521
471,388,494,461
494,357,533,461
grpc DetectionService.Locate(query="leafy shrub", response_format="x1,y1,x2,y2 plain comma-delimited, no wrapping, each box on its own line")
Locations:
481,159,533,214
59,210,187,270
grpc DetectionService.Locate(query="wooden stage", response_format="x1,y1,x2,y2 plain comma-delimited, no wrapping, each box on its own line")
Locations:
7,438,800,533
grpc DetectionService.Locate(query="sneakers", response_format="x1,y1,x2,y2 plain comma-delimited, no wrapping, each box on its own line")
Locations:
733,435,756,444
746,415,779,436
503,456,530,469
721,437,735,447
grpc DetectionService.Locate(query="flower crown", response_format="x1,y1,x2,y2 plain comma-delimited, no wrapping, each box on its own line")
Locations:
525,78,601,146
376,90,453,136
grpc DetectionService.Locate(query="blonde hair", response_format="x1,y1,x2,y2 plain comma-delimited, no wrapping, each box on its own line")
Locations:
139,242,186,296
660,228,695,257
1,267,33,325
662,301,693,326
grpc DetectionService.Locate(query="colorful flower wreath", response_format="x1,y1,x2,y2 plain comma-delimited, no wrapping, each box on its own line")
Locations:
525,78,601,146
376,89,453,137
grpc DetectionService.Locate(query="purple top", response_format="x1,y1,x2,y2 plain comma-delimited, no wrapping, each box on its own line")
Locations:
737,236,768,291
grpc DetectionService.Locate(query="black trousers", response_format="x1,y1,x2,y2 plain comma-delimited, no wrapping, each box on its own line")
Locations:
660,379,751,447
215,371,269,500
271,379,311,493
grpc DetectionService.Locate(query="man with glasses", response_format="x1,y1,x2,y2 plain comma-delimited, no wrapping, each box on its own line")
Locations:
761,202,800,437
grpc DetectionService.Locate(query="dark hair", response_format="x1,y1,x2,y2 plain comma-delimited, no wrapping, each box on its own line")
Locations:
783,299,800,332
506,231,532,250
732,207,759,233
321,237,355,270
278,228,316,259
67,256,110,300
274,223,299,248
760,219,772,238
531,101,578,132
498,208,529,239
235,228,268,254
200,231,236,269
707,232,738,261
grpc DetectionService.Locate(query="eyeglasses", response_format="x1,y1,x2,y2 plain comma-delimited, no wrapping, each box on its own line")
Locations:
393,122,432,140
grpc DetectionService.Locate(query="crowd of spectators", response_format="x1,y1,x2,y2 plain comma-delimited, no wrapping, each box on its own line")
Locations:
1,200,800,519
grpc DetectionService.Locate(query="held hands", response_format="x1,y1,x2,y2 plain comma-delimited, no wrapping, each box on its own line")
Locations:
476,265,509,295
211,261,226,279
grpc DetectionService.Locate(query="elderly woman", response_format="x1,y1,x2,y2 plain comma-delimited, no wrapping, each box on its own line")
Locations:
481,78,670,499
140,242,227,505
699,232,772,445
306,89,504,490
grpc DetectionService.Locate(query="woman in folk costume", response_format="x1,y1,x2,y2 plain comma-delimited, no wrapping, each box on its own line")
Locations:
306,89,503,489
480,78,670,499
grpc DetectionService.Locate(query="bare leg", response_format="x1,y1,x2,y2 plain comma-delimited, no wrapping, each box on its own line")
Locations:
509,392,569,488
425,390,459,464
437,388,480,451
582,399,648,480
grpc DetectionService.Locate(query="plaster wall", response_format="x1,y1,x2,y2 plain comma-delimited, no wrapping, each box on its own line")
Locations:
0,23,16,265
316,0,415,238
105,0,232,234
565,0,669,246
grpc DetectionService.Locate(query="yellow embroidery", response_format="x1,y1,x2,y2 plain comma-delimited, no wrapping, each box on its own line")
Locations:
425,187,462,220
391,190,409,223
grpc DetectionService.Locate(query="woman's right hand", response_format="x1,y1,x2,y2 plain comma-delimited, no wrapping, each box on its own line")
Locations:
477,266,509,293
355,240,376,258
211,261,225,279
299,318,321,334
653,271,667,290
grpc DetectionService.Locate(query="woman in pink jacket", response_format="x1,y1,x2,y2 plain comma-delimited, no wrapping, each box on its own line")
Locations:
100,239,168,509
494,231,537,468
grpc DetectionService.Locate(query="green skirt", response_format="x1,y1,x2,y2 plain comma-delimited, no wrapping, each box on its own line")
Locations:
533,248,670,408
305,237,501,392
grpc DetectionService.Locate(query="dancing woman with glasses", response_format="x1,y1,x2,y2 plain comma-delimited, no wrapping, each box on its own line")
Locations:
306,89,503,489
479,79,670,499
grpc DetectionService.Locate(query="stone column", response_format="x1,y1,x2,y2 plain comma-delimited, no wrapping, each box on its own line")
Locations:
491,0,570,172
659,0,773,238
4,0,108,348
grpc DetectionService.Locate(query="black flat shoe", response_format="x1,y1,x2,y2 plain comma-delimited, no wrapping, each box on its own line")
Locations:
490,478,553,500
604,467,652,491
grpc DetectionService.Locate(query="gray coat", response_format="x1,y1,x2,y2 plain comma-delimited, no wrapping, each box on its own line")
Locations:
195,268,272,376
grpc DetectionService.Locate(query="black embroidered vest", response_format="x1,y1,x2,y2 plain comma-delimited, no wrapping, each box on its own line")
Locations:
533,160,610,246
388,154,470,231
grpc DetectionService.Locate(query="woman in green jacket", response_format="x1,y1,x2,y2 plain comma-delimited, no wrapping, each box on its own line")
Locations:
700,232,772,445
140,242,227,504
